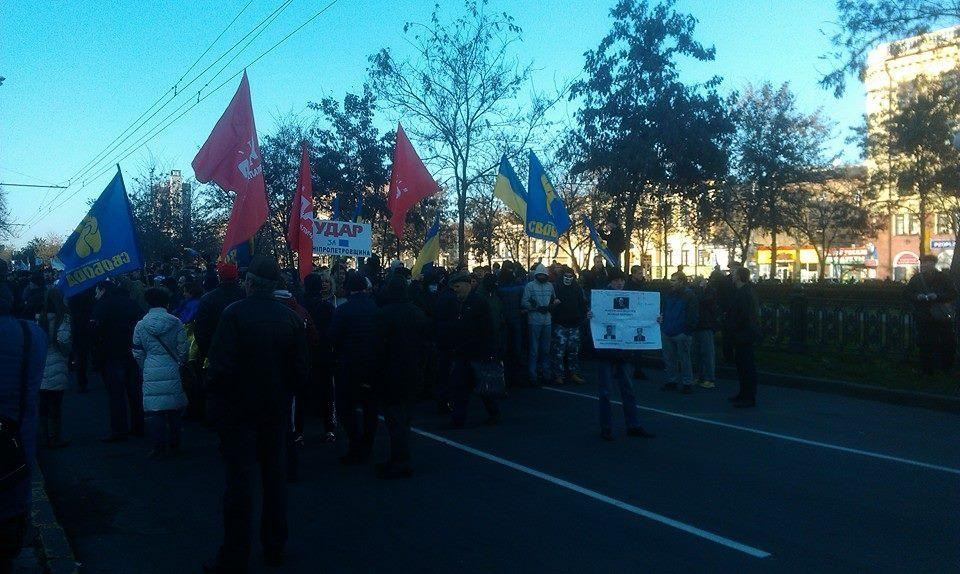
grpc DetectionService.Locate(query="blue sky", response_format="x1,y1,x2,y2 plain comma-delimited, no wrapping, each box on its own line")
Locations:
1,0,864,245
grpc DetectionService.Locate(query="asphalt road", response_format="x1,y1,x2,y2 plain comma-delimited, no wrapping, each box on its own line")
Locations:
38,365,960,573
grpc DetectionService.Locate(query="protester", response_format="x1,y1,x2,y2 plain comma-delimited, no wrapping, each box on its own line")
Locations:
67,288,95,393
443,271,502,428
374,276,428,479
20,271,46,321
496,262,527,387
432,272,459,413
728,267,761,408
92,279,145,442
523,263,558,385
552,267,587,385
0,283,47,572
584,255,609,295
718,261,742,364
302,272,337,442
39,288,72,448
693,276,720,389
132,287,189,458
659,272,699,394
175,280,203,324
598,218,627,269
329,272,380,464
905,254,958,376
204,256,309,573
588,269,655,441
624,265,649,380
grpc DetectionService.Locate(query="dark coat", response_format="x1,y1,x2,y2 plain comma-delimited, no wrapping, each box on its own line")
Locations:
91,288,143,368
905,269,958,323
552,280,588,328
437,290,495,361
303,292,335,367
695,283,720,332
729,284,761,345
496,280,525,322
206,293,309,427
375,300,428,404
329,293,379,380
193,281,246,363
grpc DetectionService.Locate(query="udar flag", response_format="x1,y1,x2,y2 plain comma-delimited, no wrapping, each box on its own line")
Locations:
525,151,571,243
493,154,527,220
56,168,142,297
287,142,314,281
192,71,268,259
387,123,438,239
411,213,441,278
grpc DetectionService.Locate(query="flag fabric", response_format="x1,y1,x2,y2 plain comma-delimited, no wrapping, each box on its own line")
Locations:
525,151,571,243
493,155,527,220
331,194,341,221
191,71,268,259
223,239,254,268
387,123,439,239
56,168,143,297
583,215,618,269
411,213,441,279
352,194,364,223
287,142,314,281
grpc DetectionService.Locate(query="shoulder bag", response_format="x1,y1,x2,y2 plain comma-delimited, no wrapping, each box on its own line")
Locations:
150,331,197,393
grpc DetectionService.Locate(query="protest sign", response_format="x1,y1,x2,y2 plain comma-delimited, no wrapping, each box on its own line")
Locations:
312,220,372,257
590,290,662,350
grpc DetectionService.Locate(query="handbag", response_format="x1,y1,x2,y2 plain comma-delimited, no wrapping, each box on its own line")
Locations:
0,321,32,491
150,331,196,392
471,360,507,398
918,273,955,323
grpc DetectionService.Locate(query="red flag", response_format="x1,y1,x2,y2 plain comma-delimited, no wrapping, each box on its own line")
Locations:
387,123,439,239
192,71,268,258
287,142,314,281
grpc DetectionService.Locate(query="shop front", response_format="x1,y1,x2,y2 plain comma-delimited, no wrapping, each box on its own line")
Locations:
756,245,820,282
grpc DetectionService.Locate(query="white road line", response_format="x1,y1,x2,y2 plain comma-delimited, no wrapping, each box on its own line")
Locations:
543,386,960,476
411,426,772,559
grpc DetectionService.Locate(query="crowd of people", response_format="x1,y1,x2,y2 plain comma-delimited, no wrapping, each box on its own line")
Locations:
0,251,777,573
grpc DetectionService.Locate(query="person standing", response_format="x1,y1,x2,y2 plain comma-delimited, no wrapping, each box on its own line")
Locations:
496,263,527,387
67,288,95,393
718,261,742,365
552,267,587,385
522,264,558,386
204,256,309,573
374,276,428,479
0,284,47,571
91,279,145,442
39,288,72,448
624,265,649,380
193,263,246,422
329,272,380,465
302,272,337,442
598,219,627,269
588,270,655,441
132,288,189,458
659,272,699,394
905,254,958,376
729,267,761,408
693,277,719,389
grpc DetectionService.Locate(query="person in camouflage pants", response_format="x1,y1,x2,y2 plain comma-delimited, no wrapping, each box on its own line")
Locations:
552,325,582,383
551,268,588,385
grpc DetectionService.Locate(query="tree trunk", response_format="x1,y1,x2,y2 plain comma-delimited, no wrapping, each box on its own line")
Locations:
770,228,778,281
919,194,930,256
457,190,467,266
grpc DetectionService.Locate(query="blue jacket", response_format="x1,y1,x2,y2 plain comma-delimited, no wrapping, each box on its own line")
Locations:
661,287,699,337
0,299,48,520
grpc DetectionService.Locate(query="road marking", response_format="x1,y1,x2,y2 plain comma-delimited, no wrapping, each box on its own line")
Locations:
543,386,960,476
411,426,771,559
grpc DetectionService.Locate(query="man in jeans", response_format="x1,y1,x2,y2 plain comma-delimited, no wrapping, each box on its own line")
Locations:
659,272,699,394
522,264,558,385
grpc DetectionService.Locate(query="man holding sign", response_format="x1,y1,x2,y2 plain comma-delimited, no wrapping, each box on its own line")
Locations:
588,269,656,441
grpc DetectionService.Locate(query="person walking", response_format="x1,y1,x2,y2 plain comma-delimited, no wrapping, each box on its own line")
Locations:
729,267,761,408
204,256,309,573
329,272,380,465
588,270,655,441
38,288,71,448
91,279,145,442
659,272,699,394
693,277,720,389
522,263,558,386
132,287,189,458
552,267,587,385
906,254,958,376
374,276,428,479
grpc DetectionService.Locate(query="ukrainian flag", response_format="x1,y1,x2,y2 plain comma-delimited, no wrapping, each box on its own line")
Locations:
493,155,527,220
411,214,441,278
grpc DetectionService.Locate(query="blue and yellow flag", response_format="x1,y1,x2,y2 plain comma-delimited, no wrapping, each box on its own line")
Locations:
583,215,618,269
56,168,143,297
411,213,441,279
525,151,571,243
493,155,527,220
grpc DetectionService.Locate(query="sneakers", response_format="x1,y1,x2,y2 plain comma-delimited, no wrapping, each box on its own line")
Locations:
570,373,586,385
626,427,656,438
660,382,678,391
699,380,716,389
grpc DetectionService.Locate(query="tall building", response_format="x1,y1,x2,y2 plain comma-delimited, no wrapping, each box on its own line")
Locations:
150,170,193,245
864,25,960,279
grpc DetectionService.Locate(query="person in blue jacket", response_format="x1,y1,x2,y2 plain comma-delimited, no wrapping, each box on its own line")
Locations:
659,272,699,394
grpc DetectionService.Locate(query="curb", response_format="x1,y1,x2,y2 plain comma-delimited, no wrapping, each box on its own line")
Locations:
31,463,79,574
718,366,960,413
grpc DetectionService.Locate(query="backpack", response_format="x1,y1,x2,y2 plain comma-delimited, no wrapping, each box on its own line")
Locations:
0,321,32,491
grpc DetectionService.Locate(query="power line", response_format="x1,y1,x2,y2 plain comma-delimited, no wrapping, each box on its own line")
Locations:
0,182,69,189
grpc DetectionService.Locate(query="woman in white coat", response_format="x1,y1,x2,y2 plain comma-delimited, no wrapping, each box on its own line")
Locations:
132,287,188,457
39,288,71,448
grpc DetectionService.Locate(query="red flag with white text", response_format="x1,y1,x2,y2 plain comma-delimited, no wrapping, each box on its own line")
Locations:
387,123,439,239
192,71,268,258
287,142,314,281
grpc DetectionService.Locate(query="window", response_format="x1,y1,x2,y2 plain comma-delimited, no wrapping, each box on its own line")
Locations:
666,250,673,265
681,250,690,266
936,213,954,235
895,214,921,236
698,250,711,266
894,214,906,236
909,214,921,236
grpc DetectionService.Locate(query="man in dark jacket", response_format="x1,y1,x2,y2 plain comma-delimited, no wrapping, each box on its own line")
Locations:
496,264,527,387
728,267,761,408
905,254,958,375
598,219,627,269
329,272,380,464
204,256,309,573
718,261,741,364
0,284,47,571
443,271,501,428
374,276,428,479
92,279,145,441
625,265,647,291
552,267,587,384
67,287,95,392
302,273,336,441
693,277,720,389
659,272,699,394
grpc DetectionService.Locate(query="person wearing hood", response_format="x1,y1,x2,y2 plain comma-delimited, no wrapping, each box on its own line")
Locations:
552,267,587,385
522,263,559,385
132,287,189,458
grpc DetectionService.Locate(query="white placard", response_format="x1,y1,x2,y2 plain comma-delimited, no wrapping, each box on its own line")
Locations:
312,220,372,257
590,290,662,350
